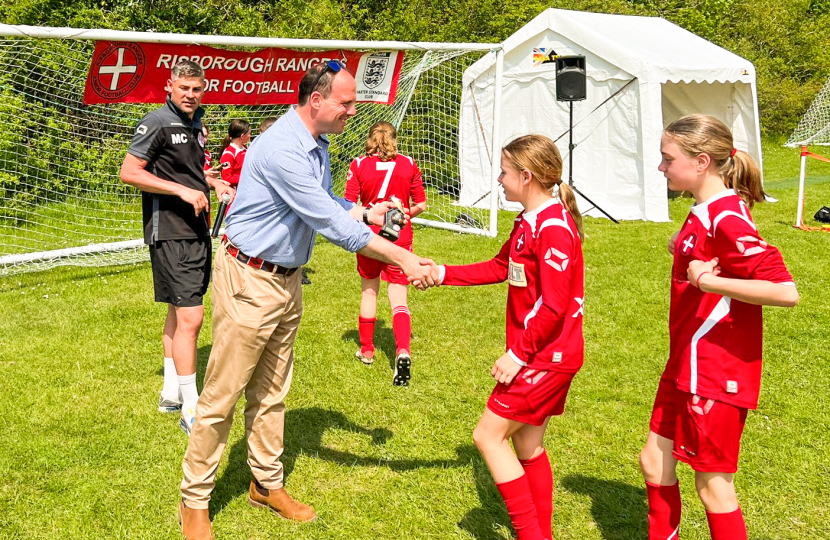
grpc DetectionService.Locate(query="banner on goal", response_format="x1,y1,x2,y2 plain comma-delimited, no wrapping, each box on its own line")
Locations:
83,42,405,106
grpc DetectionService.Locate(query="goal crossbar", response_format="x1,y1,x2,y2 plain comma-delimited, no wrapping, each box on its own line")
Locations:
0,24,499,52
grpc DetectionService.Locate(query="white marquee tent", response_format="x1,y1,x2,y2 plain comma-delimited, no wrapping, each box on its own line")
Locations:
459,8,763,221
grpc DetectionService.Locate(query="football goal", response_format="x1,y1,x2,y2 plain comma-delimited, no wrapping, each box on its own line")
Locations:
786,76,830,230
0,25,505,276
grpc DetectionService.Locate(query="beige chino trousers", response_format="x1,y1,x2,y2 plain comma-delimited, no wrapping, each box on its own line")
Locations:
180,244,303,509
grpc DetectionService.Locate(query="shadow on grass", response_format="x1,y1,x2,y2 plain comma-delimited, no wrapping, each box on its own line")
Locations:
210,406,473,518
342,318,397,367
561,474,647,540
456,443,511,540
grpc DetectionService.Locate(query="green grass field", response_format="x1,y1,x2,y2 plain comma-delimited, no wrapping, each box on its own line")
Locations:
0,141,829,539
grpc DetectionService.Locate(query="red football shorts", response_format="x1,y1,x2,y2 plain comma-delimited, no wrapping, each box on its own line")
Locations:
356,243,411,285
649,376,748,473
486,368,575,426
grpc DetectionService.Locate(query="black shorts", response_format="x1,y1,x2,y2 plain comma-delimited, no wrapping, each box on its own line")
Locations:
149,238,211,306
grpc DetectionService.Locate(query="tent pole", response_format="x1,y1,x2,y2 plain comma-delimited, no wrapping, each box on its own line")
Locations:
488,47,504,238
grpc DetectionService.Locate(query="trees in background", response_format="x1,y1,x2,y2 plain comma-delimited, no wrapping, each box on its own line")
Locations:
0,0,827,134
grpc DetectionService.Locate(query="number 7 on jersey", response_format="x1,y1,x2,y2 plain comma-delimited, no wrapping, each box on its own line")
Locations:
376,161,396,199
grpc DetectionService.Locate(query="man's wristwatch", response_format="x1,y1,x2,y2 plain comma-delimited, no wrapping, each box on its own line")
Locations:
363,207,371,225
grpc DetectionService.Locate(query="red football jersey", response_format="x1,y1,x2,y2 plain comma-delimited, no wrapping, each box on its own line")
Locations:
344,154,426,245
667,190,794,409
203,149,212,172
220,144,247,187
442,199,585,372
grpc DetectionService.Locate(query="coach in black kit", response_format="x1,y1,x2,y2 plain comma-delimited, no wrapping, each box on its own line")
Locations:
120,58,235,435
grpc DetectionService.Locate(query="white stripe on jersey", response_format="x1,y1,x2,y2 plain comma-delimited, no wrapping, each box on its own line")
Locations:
690,296,732,394
537,215,574,239
712,207,756,237
355,156,367,166
667,525,679,540
524,295,544,329
399,154,414,165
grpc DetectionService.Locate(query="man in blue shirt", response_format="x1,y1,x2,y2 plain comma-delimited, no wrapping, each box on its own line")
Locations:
178,61,436,539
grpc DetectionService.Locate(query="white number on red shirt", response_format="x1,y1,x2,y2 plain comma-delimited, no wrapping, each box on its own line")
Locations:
376,161,396,199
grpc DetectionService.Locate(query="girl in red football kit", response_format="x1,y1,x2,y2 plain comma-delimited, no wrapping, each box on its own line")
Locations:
344,121,427,385
433,134,584,540
219,119,251,188
640,115,799,540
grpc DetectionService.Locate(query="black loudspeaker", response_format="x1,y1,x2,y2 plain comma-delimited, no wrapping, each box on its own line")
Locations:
555,55,587,101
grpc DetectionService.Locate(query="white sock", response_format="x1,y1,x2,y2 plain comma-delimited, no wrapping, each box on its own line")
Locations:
161,357,179,399
178,373,199,412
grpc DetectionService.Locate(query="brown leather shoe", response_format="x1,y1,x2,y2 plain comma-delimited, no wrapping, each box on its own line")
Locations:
179,501,214,540
248,479,317,522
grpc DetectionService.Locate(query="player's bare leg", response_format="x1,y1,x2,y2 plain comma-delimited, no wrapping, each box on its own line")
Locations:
473,409,526,481
640,431,678,485
388,282,412,385
696,471,746,540
641,431,682,540
172,304,204,434
159,305,182,412
695,472,738,512
356,277,380,364
511,420,549,461
473,409,546,539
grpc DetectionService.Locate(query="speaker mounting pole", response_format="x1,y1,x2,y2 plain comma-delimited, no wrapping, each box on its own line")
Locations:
555,55,618,224
568,101,574,187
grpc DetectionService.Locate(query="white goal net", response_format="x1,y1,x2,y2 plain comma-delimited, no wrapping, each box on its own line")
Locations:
786,76,830,148
0,27,501,276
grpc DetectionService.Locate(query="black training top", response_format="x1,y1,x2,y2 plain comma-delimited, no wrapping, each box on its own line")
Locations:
127,97,209,244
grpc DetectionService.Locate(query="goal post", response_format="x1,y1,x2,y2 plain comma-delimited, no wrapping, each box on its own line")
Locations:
0,25,504,276
786,76,830,230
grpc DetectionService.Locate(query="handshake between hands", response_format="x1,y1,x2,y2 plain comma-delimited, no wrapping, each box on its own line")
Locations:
406,258,441,291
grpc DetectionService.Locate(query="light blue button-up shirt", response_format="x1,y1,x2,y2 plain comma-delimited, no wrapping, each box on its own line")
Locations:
224,107,372,267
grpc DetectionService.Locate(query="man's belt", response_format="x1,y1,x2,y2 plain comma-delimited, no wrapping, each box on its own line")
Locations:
221,235,298,276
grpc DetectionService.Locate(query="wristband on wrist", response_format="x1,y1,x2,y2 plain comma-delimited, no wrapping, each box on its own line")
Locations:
695,271,711,289
362,207,371,225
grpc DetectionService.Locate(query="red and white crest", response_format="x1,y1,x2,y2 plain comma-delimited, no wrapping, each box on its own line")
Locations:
735,236,767,257
515,231,526,253
544,247,568,271
680,233,697,256
89,42,146,101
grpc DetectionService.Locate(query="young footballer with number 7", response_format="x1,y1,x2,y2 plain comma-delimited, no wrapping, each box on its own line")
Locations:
640,115,799,540
345,121,427,385
428,134,584,540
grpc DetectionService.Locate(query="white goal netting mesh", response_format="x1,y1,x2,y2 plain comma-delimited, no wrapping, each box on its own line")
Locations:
787,76,830,147
0,37,489,276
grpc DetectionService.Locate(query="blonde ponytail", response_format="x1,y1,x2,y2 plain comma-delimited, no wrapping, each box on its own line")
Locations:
721,150,765,208
557,183,584,242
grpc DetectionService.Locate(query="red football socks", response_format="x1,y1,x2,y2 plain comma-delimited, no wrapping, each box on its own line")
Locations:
646,481,681,540
496,475,547,540
519,451,553,539
358,316,375,355
706,508,747,540
391,306,411,354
